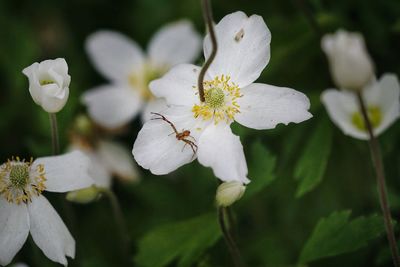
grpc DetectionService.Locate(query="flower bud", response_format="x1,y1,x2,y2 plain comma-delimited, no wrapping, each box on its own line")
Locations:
22,58,71,113
66,186,101,204
321,29,374,91
216,181,246,207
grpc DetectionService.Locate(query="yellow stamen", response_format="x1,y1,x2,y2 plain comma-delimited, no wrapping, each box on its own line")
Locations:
0,157,46,205
192,75,242,124
128,64,167,101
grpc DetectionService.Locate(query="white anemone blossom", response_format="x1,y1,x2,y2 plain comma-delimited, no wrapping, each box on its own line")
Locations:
82,20,202,129
0,151,93,266
321,74,400,140
133,11,312,184
22,58,71,113
69,139,139,189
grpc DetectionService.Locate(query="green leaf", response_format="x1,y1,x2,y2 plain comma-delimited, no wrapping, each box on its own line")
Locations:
135,213,221,267
244,141,277,200
294,118,333,197
299,210,386,263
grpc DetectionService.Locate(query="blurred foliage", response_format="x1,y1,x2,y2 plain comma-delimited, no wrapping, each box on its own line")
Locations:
1,0,400,267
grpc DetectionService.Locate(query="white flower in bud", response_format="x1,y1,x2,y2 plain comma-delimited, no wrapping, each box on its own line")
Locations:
22,58,71,113
321,29,374,91
216,181,246,207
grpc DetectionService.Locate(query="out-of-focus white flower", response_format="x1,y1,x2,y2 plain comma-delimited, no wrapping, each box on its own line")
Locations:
321,29,374,91
22,58,71,113
66,116,139,203
321,74,400,140
0,151,93,266
133,11,312,184
82,20,202,129
216,181,246,207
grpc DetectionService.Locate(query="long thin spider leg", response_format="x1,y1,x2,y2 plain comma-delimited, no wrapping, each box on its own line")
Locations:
150,112,179,134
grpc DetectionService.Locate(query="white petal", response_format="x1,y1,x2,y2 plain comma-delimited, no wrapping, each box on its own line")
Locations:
149,64,201,106
11,263,29,267
85,30,145,82
28,196,74,266
68,146,111,188
197,123,249,184
148,20,202,67
141,98,169,122
0,199,29,266
203,11,271,88
97,140,139,182
365,74,400,136
133,106,206,175
235,83,312,129
321,89,369,139
82,85,143,129
33,151,94,193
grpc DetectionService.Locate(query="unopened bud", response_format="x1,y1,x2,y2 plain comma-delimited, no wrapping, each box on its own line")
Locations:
321,29,374,91
66,186,101,204
216,181,246,207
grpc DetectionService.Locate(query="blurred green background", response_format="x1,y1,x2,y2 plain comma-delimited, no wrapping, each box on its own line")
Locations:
1,0,400,266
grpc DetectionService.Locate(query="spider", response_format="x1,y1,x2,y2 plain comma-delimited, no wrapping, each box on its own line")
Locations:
150,112,198,157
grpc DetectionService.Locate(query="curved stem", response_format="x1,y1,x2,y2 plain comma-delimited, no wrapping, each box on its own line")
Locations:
218,207,246,267
356,92,400,267
295,0,322,38
101,189,130,258
198,0,218,102
49,113,60,155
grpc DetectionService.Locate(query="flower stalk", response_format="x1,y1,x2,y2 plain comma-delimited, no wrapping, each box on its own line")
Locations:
218,207,246,267
356,91,400,267
49,113,60,155
100,188,131,262
198,0,218,102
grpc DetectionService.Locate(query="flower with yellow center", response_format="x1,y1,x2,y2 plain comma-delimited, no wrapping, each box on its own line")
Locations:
321,74,400,140
82,20,202,129
133,11,312,184
0,151,94,266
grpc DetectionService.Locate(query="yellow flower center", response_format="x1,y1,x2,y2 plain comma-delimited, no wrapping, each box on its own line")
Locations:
351,106,382,131
0,157,47,205
40,80,55,86
128,64,167,101
192,75,242,124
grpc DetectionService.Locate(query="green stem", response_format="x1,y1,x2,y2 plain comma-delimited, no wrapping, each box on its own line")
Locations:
356,92,400,267
49,113,60,155
218,207,246,267
198,0,218,102
101,189,131,262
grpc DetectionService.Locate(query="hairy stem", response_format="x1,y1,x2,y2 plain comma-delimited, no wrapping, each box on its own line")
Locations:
356,92,400,267
49,113,60,155
218,207,246,267
198,0,218,102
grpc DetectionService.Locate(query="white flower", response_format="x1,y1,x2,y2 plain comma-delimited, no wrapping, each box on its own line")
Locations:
82,20,202,129
321,29,374,91
216,181,246,207
132,11,312,184
0,151,93,266
70,140,139,188
22,58,71,113
321,74,400,140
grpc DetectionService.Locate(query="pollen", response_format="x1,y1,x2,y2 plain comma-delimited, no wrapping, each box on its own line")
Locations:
0,157,47,205
351,106,382,131
192,75,242,124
